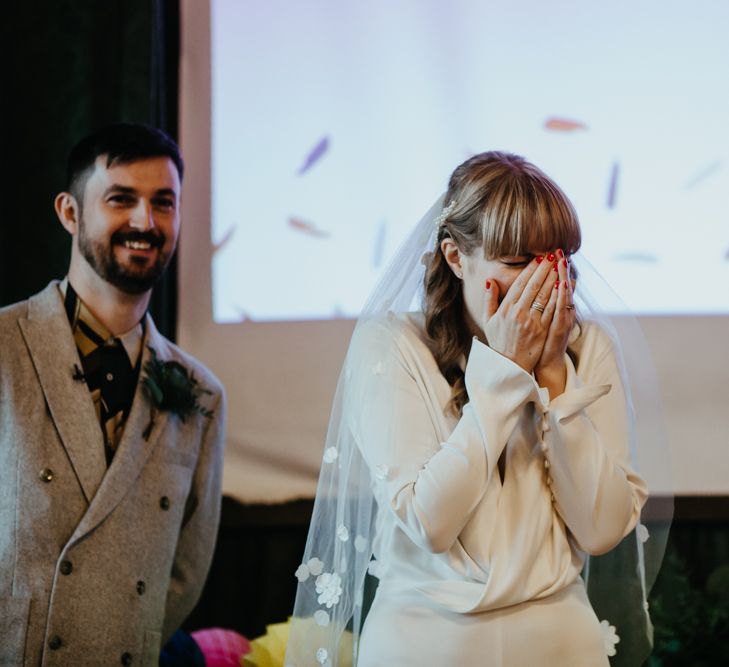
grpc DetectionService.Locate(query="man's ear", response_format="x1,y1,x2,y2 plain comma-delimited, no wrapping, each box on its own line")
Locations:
54,192,80,235
440,237,464,279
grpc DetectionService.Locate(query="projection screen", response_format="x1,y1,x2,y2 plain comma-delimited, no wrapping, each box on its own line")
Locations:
179,0,729,502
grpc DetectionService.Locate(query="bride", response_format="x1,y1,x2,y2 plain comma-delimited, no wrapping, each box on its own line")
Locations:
286,151,663,666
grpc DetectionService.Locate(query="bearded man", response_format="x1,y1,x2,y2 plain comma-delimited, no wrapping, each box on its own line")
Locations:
0,123,226,666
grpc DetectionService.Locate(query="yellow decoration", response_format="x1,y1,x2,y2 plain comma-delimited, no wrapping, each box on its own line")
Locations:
241,617,353,667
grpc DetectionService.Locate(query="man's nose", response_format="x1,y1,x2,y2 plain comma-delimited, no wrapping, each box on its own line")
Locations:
128,200,155,230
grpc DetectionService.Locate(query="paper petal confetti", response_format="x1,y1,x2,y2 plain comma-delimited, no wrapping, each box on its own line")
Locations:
288,216,330,238
297,136,330,175
606,162,619,209
212,224,236,256
684,160,721,189
544,117,588,132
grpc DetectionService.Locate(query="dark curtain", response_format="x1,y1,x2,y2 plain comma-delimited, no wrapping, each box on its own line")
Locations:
1,0,179,339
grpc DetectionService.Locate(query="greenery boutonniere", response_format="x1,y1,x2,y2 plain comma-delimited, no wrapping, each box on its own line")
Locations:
141,346,214,440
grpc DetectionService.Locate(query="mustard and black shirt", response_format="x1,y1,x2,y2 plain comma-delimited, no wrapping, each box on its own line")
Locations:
61,279,143,465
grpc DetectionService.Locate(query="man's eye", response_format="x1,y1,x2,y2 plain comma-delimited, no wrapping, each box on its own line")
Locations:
153,198,175,209
108,194,134,204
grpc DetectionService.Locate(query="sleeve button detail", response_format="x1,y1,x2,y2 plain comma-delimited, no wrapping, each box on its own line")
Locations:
39,468,54,483
136,580,146,595
159,496,171,511
59,560,73,575
121,652,133,666
48,636,62,650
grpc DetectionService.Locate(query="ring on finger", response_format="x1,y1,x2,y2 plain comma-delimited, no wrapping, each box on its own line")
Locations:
565,303,575,310
531,300,546,312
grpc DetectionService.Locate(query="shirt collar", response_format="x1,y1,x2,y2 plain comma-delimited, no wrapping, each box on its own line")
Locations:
59,278,144,366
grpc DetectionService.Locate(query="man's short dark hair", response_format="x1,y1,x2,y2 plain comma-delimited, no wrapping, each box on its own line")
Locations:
66,123,184,201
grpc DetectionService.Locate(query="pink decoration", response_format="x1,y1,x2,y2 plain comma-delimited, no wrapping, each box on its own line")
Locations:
191,628,251,666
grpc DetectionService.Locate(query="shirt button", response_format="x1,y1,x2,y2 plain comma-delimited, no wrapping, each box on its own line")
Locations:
136,581,146,595
121,652,133,666
48,635,63,650
60,560,73,575
39,468,54,483
159,496,170,511
106,372,114,382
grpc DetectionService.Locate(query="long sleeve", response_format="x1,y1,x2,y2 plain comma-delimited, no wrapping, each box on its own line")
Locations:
349,318,541,554
161,389,226,641
541,328,648,555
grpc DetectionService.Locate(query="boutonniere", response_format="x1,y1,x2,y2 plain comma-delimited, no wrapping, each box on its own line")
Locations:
141,346,214,440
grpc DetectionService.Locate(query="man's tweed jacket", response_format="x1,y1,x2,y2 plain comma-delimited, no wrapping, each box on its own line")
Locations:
0,282,226,666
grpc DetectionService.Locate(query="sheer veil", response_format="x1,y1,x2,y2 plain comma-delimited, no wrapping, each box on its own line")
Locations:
285,194,672,667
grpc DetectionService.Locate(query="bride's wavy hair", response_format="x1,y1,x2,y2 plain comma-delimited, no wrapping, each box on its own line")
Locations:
424,151,582,416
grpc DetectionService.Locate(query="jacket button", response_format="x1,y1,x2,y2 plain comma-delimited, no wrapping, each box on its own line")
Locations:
39,468,54,483
60,560,73,575
121,652,133,665
48,635,63,650
159,496,170,511
136,580,146,595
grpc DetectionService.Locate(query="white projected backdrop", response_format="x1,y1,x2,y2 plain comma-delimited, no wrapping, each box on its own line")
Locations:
179,0,729,501
211,0,729,323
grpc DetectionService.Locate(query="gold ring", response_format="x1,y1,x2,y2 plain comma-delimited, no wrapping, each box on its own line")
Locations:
531,300,546,312
565,304,575,310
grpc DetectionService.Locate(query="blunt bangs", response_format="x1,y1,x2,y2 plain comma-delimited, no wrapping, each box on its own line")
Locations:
478,171,582,260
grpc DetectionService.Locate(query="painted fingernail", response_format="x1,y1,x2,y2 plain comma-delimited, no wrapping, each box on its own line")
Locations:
485,280,491,289
554,280,560,289
535,255,544,263
552,264,558,272
562,259,568,267
563,280,569,288
547,252,555,262
557,249,564,258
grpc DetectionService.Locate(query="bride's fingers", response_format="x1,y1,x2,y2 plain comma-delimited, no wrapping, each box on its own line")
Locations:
541,277,560,326
512,254,555,311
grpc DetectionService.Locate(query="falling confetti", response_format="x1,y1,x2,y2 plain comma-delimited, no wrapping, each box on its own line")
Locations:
544,117,588,132
606,162,620,209
297,136,330,175
212,224,236,255
372,221,387,268
613,252,658,263
288,216,330,238
684,160,722,189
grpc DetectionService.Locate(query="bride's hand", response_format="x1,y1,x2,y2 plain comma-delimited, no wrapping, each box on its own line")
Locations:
482,255,561,373
534,253,577,395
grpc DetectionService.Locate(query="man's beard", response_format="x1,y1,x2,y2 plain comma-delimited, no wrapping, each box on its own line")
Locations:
78,220,172,295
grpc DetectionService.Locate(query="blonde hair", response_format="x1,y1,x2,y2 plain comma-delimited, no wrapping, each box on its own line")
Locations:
424,151,582,415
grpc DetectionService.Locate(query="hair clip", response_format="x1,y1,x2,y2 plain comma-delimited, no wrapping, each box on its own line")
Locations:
434,200,457,229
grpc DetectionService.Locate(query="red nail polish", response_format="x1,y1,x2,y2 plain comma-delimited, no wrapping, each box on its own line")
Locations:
547,252,555,262
554,280,560,289
552,265,558,272
563,280,568,288
562,259,568,267
485,280,491,289
557,249,564,258
536,255,544,264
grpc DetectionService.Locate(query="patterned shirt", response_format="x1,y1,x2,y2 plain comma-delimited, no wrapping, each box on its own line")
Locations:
60,279,143,465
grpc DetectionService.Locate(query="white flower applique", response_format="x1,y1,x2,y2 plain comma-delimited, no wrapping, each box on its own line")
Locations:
600,619,620,657
337,524,350,542
315,647,329,665
354,535,368,553
636,523,650,543
323,447,339,464
294,556,325,582
374,464,389,480
316,572,343,608
314,609,330,627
